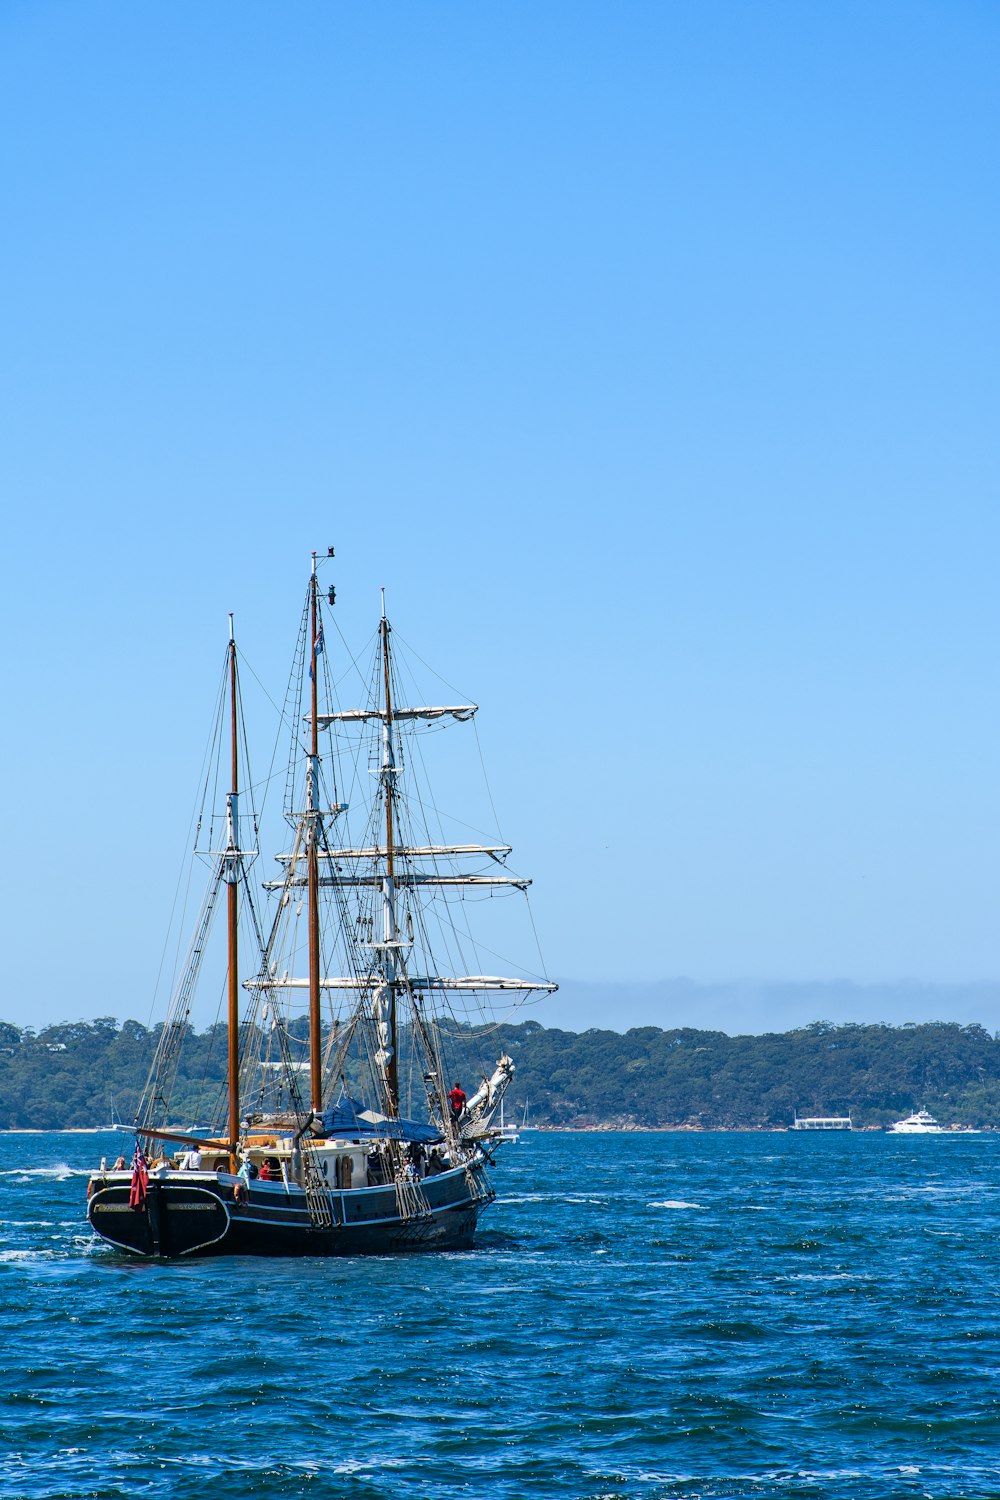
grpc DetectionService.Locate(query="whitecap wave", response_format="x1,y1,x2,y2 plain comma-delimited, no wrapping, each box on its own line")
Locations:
647,1199,706,1209
0,1163,84,1181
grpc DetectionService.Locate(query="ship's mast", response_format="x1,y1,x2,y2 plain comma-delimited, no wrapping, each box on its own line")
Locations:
307,557,323,1114
224,614,240,1150
242,584,561,1126
380,590,399,1116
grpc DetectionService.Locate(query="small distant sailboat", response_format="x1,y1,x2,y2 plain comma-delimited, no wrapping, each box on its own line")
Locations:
494,1095,520,1145
102,1097,127,1133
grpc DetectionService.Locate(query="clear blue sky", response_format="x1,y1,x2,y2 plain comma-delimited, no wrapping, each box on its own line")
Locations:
2,3,998,1031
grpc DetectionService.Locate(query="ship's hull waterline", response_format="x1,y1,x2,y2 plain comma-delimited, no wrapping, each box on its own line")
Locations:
87,1160,493,1259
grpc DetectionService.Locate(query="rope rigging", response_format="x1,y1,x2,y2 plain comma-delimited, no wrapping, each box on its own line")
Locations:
132,570,553,1152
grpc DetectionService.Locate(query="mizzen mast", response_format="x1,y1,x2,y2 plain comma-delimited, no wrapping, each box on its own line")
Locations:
225,614,240,1151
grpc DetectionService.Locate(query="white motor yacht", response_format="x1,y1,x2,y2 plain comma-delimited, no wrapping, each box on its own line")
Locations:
889,1108,944,1134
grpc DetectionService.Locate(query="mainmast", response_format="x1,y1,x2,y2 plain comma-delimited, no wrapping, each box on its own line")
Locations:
243,575,560,1130
379,590,399,1116
225,615,240,1150
307,557,323,1114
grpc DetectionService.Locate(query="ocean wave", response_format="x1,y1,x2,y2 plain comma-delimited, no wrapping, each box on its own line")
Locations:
2,1128,999,1500
0,1164,85,1181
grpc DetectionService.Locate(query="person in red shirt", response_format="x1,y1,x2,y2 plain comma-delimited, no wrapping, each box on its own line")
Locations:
447,1082,467,1123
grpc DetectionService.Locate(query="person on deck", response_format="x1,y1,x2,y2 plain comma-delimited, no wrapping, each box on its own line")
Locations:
405,1140,426,1178
447,1082,466,1123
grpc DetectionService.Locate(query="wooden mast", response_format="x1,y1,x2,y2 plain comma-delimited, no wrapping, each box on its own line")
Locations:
226,616,240,1152
307,559,323,1114
380,602,399,1115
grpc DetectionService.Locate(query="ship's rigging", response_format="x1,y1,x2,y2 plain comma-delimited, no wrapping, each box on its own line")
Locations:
130,550,553,1170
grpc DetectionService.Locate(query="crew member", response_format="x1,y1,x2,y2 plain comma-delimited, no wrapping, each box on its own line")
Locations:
447,1081,466,1122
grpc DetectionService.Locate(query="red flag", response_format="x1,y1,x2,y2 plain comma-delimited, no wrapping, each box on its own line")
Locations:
129,1144,149,1210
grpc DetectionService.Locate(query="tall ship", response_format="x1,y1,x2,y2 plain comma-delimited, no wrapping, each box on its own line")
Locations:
87,553,555,1257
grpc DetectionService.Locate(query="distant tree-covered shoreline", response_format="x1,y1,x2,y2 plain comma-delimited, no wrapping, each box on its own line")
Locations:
2,1016,999,1131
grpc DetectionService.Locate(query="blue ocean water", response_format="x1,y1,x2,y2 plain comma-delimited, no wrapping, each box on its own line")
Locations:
2,1129,1000,1499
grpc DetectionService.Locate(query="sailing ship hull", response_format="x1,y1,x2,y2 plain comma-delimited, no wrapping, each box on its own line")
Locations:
87,1160,493,1259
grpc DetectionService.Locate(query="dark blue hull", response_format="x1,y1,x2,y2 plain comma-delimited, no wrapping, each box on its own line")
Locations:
87,1161,493,1258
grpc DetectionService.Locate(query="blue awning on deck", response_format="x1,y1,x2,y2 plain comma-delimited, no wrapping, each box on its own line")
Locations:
315,1101,442,1144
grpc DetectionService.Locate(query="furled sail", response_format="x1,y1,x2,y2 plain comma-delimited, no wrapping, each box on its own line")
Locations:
310,705,477,726
275,844,513,861
246,975,557,993
263,873,530,890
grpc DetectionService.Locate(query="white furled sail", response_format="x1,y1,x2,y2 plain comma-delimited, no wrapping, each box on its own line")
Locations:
275,845,513,860
263,874,530,890
310,705,477,725
247,975,558,993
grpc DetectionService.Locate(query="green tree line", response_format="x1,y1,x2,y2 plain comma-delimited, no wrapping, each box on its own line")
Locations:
2,1016,1000,1130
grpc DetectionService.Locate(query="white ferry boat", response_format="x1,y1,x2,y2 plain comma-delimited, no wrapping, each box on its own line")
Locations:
792,1114,852,1131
